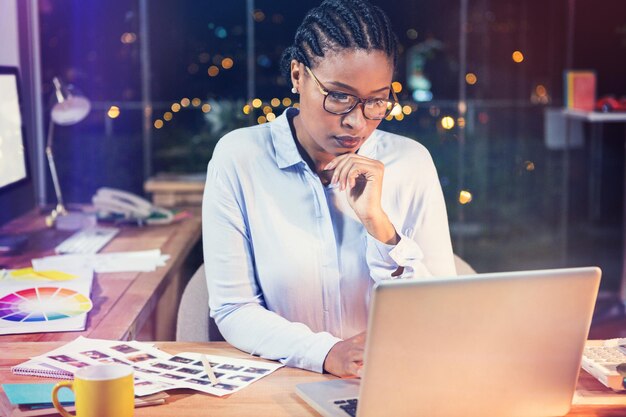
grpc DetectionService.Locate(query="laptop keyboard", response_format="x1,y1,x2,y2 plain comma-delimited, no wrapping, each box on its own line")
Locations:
334,398,358,416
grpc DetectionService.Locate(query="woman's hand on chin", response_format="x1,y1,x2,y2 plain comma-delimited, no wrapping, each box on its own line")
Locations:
325,154,399,245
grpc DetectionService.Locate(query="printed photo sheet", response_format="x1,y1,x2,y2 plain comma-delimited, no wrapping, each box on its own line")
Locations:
23,337,283,397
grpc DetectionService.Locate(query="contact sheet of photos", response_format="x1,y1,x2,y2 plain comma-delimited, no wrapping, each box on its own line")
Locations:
14,336,283,397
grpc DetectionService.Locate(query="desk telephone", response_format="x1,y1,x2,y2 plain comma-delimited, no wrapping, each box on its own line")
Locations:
92,187,173,225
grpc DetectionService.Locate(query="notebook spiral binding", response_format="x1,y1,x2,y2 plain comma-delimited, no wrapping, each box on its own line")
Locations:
11,361,74,380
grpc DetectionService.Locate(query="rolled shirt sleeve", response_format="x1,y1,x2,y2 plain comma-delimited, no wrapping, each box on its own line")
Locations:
365,152,456,281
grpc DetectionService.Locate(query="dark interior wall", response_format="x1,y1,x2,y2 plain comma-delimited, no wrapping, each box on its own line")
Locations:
0,180,35,227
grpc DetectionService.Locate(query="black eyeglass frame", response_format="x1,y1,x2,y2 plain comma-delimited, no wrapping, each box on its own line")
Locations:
304,66,399,120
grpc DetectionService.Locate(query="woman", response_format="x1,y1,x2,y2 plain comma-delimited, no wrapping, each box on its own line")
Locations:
202,0,456,378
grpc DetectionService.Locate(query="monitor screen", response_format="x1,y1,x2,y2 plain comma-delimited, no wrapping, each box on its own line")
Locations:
0,71,27,189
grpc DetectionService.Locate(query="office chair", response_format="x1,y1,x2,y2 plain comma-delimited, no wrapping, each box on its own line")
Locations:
454,254,476,275
176,264,224,342
175,255,476,342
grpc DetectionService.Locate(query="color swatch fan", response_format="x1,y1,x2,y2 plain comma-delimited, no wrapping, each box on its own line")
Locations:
0,267,94,335
0,287,92,322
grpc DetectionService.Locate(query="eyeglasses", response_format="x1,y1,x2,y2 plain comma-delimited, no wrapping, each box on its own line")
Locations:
305,66,399,120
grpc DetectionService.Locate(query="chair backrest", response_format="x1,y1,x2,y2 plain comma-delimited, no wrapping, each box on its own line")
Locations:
176,264,224,342
454,254,476,275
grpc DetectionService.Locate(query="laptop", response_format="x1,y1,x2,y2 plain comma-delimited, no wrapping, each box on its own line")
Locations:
296,267,601,417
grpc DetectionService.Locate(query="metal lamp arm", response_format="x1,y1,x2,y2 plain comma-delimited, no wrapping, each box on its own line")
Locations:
45,118,67,217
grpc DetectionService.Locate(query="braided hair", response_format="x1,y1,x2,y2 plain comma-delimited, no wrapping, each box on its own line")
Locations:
279,0,399,79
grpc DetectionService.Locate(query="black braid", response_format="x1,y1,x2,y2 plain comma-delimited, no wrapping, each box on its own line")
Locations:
332,1,366,48
279,0,399,80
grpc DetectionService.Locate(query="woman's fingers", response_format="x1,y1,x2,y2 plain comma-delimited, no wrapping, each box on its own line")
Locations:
323,332,367,377
347,360,363,378
328,155,379,191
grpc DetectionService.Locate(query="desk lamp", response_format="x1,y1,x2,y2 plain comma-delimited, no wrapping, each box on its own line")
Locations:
45,77,91,227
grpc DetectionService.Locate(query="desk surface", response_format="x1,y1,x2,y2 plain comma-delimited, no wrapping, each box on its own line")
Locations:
0,208,202,342
0,341,624,417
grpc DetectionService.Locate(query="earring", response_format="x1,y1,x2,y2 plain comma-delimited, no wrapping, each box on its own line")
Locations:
291,87,298,94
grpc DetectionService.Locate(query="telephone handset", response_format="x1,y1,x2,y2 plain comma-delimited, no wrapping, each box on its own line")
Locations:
92,187,173,225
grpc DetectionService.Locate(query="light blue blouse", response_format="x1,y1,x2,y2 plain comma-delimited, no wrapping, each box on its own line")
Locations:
202,108,455,373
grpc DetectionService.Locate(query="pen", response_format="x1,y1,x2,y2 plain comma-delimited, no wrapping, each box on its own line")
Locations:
201,354,219,385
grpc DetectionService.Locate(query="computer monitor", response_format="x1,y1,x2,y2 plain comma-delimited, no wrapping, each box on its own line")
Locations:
0,67,28,191
0,67,28,188
0,66,33,253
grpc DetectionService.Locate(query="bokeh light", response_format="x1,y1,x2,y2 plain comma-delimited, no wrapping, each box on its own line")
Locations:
536,85,547,96
465,73,477,85
221,58,234,69
107,106,120,119
441,116,455,130
253,10,266,22
459,190,473,204
187,63,199,74
512,50,524,63
120,32,136,44
199,53,210,63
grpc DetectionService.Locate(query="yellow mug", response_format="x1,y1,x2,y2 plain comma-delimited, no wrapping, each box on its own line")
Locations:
52,364,134,417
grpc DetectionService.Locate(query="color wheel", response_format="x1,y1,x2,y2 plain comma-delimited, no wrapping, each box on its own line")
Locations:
0,287,93,322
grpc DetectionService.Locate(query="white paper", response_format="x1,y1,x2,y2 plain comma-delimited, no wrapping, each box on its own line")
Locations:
18,337,283,397
32,250,169,273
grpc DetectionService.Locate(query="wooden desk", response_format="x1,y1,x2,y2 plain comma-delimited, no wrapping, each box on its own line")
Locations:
0,341,624,417
0,208,202,342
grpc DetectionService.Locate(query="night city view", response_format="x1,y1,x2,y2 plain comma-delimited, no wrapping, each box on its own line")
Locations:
35,0,625,287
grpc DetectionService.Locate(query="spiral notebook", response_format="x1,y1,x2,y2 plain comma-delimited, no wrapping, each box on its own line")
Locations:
10,336,151,380
11,359,74,380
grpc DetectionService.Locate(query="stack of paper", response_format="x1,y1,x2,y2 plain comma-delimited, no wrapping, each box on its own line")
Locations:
3,383,168,417
32,249,170,273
